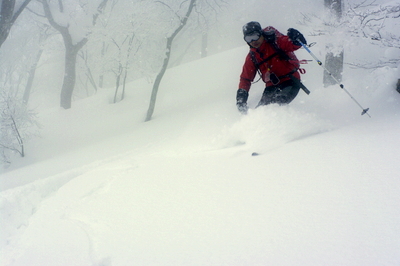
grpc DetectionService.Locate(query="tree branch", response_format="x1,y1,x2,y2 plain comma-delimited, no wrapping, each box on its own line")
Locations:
10,0,33,24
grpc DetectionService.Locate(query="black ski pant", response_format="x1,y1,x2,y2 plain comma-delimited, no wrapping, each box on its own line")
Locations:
256,79,300,107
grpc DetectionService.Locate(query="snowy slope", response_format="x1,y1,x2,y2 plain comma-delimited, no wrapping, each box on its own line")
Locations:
1,42,400,266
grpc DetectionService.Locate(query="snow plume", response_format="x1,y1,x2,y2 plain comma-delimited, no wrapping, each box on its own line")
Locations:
217,105,333,153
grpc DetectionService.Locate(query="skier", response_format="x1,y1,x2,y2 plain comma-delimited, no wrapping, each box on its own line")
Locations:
236,21,307,114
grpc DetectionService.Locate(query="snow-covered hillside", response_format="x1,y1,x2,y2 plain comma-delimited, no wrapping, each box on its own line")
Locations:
1,39,400,265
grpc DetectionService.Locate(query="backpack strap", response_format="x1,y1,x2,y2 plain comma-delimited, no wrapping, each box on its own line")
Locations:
270,42,291,61
249,51,263,84
250,50,279,67
277,68,298,79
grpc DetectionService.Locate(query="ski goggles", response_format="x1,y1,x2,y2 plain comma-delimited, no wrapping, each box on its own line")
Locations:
244,32,261,43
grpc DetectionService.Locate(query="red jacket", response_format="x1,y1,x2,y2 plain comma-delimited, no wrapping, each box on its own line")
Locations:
239,27,301,92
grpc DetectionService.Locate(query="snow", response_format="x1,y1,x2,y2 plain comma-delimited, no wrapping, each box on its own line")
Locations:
1,40,400,265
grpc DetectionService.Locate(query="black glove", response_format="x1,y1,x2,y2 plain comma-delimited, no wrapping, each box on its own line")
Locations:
287,28,307,46
236,88,249,114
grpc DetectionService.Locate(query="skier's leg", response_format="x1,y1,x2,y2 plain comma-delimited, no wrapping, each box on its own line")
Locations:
256,86,278,107
275,80,300,105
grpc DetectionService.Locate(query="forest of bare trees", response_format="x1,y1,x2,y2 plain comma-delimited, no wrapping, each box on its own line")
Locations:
1,0,399,165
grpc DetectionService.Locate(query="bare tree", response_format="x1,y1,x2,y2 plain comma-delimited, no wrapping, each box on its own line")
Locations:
347,1,400,68
1,89,37,165
81,0,145,97
172,0,226,63
22,22,54,104
301,0,400,69
110,32,141,103
0,4,47,165
196,0,227,58
22,49,43,104
78,49,98,95
0,0,32,48
41,0,109,109
145,0,196,122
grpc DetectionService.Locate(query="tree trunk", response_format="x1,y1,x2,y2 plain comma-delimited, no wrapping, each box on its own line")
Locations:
145,0,196,122
145,40,171,121
324,0,342,17
60,45,80,109
323,49,344,86
0,0,15,47
122,68,128,101
323,0,344,87
23,49,43,104
201,32,208,58
99,42,107,88
113,64,122,103
0,0,32,48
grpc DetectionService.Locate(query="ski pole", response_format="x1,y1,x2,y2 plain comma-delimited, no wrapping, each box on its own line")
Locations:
298,40,371,117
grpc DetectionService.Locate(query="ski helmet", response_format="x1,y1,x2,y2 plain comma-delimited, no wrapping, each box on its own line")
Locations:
242,21,262,37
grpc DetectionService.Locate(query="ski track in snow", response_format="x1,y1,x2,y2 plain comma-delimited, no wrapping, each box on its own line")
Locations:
0,152,137,263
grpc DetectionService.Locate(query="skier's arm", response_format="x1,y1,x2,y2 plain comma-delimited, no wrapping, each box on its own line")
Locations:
238,53,257,92
277,29,307,53
236,53,257,114
276,35,301,53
